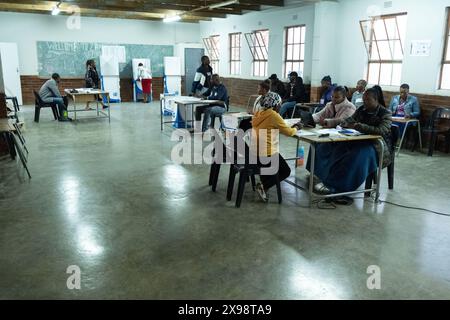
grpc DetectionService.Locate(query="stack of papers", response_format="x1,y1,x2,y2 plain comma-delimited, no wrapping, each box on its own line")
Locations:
338,128,363,136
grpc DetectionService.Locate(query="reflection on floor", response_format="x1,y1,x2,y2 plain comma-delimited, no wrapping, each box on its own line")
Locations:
1,102,450,299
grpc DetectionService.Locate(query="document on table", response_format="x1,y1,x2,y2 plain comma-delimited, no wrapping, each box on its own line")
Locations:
295,130,316,137
335,125,362,136
284,118,302,126
316,128,341,136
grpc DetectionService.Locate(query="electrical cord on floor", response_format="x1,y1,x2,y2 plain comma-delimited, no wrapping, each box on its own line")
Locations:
366,193,450,217
312,193,450,217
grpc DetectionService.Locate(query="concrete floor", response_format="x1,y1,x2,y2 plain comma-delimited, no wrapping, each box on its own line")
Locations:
1,101,450,299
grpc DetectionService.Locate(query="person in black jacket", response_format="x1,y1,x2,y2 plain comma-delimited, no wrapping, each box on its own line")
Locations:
85,59,107,110
191,56,213,97
268,74,286,98
278,71,306,118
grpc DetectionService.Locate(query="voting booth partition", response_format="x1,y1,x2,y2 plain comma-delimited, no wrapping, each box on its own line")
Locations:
100,55,121,103
132,58,152,102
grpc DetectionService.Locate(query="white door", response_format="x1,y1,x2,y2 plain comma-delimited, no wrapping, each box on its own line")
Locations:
0,43,23,105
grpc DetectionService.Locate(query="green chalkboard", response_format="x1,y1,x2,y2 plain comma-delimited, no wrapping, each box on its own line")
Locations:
37,41,173,78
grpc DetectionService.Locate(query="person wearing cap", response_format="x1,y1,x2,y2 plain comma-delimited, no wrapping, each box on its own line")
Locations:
251,92,302,202
317,75,336,112
351,79,367,108
268,74,286,98
278,71,307,118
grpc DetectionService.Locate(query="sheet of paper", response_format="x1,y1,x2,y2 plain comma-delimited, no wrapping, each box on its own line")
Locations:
317,128,341,135
296,130,316,137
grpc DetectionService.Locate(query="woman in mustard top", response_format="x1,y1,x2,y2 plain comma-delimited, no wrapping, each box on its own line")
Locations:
251,92,302,202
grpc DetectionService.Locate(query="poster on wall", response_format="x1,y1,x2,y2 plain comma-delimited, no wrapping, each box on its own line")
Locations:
410,40,432,57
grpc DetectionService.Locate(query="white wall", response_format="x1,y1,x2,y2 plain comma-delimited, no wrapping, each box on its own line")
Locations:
0,12,201,75
335,0,450,95
199,4,316,83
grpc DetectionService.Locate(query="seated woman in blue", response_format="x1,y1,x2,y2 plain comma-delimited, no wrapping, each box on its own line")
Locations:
307,88,392,194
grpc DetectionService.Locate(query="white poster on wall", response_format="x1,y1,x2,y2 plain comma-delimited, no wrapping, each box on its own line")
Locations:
410,40,432,57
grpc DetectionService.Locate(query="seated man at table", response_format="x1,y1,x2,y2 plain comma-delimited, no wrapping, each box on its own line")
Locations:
307,88,392,194
351,79,367,108
311,86,356,128
195,74,228,132
251,93,302,202
278,71,307,118
38,73,71,121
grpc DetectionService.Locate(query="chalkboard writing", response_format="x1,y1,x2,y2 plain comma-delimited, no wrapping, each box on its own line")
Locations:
37,41,173,77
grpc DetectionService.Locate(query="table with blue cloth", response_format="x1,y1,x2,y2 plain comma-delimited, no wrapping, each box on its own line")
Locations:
306,141,378,193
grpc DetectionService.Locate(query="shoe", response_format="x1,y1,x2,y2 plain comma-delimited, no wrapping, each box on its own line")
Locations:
256,182,268,203
102,105,109,109
58,118,71,122
314,182,331,195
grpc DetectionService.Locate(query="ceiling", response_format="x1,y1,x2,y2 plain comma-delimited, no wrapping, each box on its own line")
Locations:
0,0,288,23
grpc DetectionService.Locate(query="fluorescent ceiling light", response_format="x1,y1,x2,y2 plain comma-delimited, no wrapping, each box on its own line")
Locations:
209,0,239,9
51,2,61,15
163,15,181,22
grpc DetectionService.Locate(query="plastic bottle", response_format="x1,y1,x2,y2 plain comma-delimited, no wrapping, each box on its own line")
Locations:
297,146,305,166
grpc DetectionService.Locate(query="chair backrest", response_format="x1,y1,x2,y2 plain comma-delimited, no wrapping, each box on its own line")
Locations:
428,107,450,129
246,95,259,113
33,90,44,106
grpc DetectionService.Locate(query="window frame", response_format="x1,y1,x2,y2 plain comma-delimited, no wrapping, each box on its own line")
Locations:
359,12,407,86
244,29,269,77
229,32,241,76
203,35,220,73
284,24,306,79
439,8,450,89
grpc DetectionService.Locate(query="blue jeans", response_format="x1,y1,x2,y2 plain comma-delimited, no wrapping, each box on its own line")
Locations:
203,105,226,132
52,97,68,119
279,101,296,118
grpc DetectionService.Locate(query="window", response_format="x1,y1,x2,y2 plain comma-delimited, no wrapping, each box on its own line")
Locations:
245,30,269,77
360,13,407,86
229,33,241,75
440,9,450,89
284,25,306,79
203,35,220,73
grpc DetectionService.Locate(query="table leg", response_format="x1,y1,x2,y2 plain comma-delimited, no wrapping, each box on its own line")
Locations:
375,138,384,202
73,95,77,121
295,138,299,169
107,94,111,123
160,97,164,131
309,143,316,207
185,104,188,129
418,120,423,150
396,121,409,156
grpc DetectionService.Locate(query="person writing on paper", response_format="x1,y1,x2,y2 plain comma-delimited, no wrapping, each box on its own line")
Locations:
312,86,356,128
38,73,71,121
85,59,107,110
389,83,421,138
351,80,367,108
195,74,228,132
316,75,336,113
251,93,302,202
136,63,152,103
191,55,213,97
307,88,392,194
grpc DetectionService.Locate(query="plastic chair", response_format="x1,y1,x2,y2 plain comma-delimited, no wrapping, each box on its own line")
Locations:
365,124,399,194
421,107,450,156
33,90,59,122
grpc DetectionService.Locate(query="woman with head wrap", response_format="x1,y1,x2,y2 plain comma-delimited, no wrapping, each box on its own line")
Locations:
251,89,302,202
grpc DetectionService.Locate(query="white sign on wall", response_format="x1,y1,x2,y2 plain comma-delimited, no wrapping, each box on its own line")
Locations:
410,40,432,57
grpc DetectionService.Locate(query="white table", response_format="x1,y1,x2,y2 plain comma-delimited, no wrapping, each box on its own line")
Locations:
284,126,385,207
64,89,110,122
159,95,221,131
392,117,422,156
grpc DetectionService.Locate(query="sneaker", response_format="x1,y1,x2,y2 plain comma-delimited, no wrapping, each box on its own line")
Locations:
314,182,331,195
256,182,268,203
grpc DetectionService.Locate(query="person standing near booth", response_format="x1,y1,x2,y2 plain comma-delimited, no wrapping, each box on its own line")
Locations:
136,63,152,103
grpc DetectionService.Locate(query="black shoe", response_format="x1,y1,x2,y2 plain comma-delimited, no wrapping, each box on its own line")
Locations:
102,105,109,109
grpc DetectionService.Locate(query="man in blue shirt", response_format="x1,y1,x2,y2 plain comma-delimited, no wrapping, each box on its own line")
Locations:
191,56,213,97
316,75,336,113
195,74,229,132
389,83,420,118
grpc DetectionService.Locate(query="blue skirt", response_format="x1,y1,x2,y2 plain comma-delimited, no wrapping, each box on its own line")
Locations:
306,141,378,193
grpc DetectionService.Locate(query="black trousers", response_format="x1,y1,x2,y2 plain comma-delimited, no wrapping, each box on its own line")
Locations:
259,153,291,191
